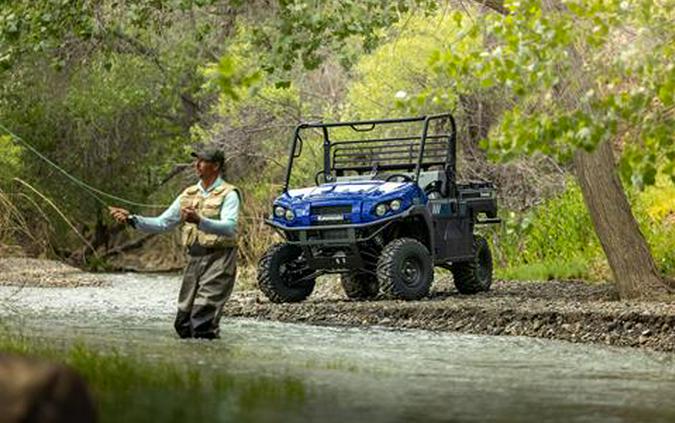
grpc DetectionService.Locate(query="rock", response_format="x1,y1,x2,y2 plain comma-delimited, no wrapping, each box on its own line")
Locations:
0,354,96,423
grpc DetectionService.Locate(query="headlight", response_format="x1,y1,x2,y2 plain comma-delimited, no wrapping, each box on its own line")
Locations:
274,206,286,218
390,199,402,211
285,209,296,221
375,203,387,217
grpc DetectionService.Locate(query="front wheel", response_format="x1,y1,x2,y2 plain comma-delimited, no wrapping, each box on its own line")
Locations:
258,243,316,303
377,238,433,300
451,236,493,294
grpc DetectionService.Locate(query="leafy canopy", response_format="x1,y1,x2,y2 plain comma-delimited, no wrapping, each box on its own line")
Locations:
423,0,673,186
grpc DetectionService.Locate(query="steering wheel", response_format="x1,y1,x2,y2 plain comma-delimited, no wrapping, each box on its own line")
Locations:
385,174,413,183
424,181,441,196
314,170,332,185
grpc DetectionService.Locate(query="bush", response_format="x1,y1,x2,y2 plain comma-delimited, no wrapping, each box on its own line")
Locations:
492,178,675,281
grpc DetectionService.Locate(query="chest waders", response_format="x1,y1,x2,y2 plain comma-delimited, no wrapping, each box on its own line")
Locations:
174,182,240,339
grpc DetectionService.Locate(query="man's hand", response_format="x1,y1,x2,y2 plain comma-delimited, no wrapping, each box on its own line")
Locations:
181,206,201,224
109,206,130,224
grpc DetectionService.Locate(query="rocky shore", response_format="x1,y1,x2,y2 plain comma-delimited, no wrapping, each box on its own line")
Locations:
0,258,107,288
225,278,675,353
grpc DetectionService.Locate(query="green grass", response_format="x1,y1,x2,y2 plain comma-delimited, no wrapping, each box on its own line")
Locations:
0,334,308,423
490,178,675,282
495,258,589,281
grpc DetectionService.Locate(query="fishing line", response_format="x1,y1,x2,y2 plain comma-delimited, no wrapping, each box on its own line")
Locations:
0,122,168,209
0,122,261,221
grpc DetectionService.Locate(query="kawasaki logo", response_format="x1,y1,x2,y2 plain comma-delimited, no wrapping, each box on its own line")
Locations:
316,214,344,222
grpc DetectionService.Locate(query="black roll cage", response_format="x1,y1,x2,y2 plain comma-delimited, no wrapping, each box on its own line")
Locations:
282,113,457,195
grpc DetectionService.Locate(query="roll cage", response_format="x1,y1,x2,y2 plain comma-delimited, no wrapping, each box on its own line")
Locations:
282,113,458,196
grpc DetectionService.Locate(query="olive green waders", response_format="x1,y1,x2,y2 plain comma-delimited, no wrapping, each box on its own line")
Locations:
174,247,237,339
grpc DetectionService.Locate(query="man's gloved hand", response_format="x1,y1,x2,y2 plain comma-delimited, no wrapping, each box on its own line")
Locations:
108,206,130,224
181,206,201,224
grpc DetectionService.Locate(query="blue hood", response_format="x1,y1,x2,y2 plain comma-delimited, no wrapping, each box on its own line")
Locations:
272,180,424,227
287,181,407,202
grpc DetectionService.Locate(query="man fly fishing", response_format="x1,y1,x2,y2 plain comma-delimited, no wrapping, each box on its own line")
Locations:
109,148,240,339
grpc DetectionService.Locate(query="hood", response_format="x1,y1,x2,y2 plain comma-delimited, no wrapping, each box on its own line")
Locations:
284,181,408,203
271,180,424,227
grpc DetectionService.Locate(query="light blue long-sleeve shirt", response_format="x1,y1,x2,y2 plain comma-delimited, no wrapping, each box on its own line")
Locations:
131,177,239,238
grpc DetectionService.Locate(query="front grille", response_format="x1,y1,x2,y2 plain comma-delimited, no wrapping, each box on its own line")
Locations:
307,229,349,240
311,205,352,215
311,205,352,225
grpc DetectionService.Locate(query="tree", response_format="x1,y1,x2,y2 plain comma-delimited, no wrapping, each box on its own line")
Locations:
0,0,251,256
438,0,673,298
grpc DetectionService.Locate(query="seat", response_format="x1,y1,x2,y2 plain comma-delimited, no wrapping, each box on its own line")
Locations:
417,170,447,197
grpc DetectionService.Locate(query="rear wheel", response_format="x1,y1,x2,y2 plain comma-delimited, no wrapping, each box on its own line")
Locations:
377,238,433,300
340,271,379,300
451,236,493,294
258,243,316,303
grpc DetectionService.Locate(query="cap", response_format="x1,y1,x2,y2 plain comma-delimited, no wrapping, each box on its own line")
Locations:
191,148,224,165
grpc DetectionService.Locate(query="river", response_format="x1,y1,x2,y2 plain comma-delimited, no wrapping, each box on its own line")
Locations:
1,273,674,422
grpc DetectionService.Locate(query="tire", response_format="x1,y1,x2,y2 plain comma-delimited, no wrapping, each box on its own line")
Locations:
340,271,379,300
451,236,493,294
257,243,316,303
377,238,433,300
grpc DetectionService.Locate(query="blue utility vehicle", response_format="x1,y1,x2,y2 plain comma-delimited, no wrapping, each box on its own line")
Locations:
258,113,499,302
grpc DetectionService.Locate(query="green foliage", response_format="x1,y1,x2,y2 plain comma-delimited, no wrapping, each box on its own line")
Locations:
498,258,590,282
0,0,96,69
631,178,675,276
344,13,474,119
252,0,438,77
493,179,675,281
205,54,262,101
426,0,674,186
0,134,21,183
0,0,246,253
491,181,603,279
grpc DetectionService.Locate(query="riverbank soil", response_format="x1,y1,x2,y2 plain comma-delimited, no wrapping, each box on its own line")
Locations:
224,275,675,352
0,258,107,287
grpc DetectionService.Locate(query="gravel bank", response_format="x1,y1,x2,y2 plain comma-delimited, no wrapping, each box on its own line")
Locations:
0,258,107,288
225,279,675,352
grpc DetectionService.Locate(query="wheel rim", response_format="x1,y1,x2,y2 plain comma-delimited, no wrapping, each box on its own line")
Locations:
279,253,310,287
400,256,422,287
278,263,292,285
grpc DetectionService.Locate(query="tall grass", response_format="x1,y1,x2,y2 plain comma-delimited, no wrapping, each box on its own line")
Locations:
237,179,283,267
0,187,47,255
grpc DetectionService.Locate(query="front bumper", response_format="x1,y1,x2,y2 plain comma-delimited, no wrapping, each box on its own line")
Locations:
265,206,416,246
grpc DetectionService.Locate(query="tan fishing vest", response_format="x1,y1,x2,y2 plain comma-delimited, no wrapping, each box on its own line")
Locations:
179,182,239,248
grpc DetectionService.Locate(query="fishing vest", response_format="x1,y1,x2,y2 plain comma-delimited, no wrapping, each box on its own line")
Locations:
179,182,240,248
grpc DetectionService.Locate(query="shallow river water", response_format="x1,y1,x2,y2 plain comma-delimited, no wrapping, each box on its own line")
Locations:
1,273,674,423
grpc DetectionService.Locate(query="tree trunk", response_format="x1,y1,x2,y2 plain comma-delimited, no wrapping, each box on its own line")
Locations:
574,140,672,299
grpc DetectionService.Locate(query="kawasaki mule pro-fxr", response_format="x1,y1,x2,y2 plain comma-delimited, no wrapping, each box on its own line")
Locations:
257,113,499,302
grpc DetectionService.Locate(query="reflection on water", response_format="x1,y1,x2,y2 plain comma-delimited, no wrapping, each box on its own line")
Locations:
1,274,675,423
